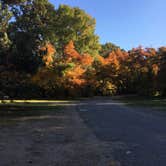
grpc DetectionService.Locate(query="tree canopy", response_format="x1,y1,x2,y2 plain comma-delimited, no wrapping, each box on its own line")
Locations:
54,5,100,55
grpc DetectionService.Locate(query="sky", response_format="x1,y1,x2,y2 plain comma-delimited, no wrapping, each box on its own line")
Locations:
49,0,166,50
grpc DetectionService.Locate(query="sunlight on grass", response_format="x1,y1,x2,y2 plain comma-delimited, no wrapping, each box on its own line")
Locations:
0,100,75,103
0,100,78,107
0,101,67,125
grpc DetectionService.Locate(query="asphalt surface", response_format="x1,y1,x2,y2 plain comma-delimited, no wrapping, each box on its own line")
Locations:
78,98,166,166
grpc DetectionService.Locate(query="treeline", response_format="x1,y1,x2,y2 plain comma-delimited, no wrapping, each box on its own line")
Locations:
0,0,166,98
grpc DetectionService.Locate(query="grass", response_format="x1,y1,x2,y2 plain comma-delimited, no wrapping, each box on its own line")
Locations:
0,99,77,106
113,95,166,109
0,100,75,103
0,100,71,125
0,100,74,115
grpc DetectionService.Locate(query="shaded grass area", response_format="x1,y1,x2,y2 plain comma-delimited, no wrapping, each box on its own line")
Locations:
113,95,166,109
0,100,71,125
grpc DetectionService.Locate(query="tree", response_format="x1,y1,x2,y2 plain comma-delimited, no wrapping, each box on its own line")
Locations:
9,0,56,73
126,47,159,95
40,42,56,67
10,0,56,42
54,5,100,55
0,1,12,64
99,42,121,57
64,40,80,60
1,0,26,5
158,47,166,96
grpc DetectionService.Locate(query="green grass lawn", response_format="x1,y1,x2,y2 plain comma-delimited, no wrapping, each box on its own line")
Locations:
113,95,166,109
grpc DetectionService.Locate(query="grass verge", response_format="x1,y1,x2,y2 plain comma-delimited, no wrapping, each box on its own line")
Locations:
0,100,70,125
112,95,166,110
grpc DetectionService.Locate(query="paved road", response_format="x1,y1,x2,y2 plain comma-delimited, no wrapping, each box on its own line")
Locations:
78,98,166,166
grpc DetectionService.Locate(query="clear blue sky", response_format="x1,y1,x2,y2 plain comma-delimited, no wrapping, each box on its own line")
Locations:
49,0,166,50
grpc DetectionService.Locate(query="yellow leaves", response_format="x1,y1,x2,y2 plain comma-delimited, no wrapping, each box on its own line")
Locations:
141,67,149,73
32,68,50,84
94,49,128,70
40,43,56,67
152,64,159,76
64,40,80,59
71,78,85,86
66,66,85,85
62,41,94,86
100,81,117,96
79,53,94,66
67,66,85,77
114,49,129,61
146,48,156,57
104,49,128,69
66,65,85,86
95,55,105,65
105,51,120,68
33,40,162,97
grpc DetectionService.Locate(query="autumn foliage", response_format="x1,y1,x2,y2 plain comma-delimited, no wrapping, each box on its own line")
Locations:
28,41,166,97
64,41,80,60
40,43,56,67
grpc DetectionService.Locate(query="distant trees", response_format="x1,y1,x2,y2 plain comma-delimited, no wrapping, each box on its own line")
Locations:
124,47,157,95
99,42,120,57
158,47,166,96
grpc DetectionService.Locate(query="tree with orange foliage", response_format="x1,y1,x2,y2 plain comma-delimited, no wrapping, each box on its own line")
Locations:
64,40,81,61
95,54,106,65
79,54,94,67
99,42,120,57
105,51,120,69
40,42,56,67
66,65,85,86
126,47,160,95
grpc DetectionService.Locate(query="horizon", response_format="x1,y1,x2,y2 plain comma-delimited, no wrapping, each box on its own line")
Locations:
49,0,166,50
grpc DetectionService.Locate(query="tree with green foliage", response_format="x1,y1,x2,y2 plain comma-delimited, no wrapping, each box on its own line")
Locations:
54,5,100,55
0,1,12,64
9,0,56,73
11,0,56,41
99,42,121,57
